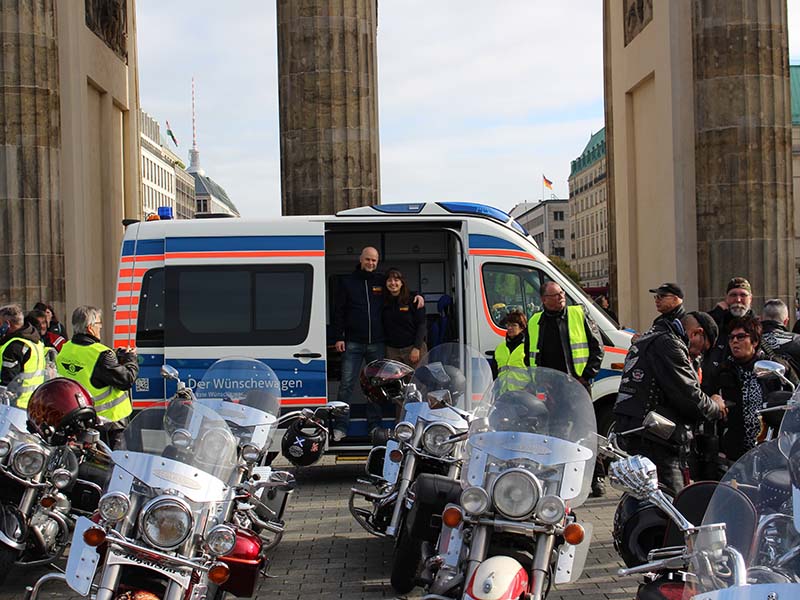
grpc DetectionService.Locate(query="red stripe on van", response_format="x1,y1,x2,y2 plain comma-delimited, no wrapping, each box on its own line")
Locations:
281,397,327,406
165,250,325,260
114,325,135,335
115,296,137,306
604,345,627,355
115,310,138,321
478,273,508,337
121,254,164,263
117,282,142,293
119,268,149,278
113,340,133,349
469,249,536,260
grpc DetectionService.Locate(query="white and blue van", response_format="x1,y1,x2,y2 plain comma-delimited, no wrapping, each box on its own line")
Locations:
113,202,631,449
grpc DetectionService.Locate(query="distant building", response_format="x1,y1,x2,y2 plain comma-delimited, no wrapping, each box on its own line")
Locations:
568,129,609,290
510,199,570,259
791,64,800,294
139,109,195,219
185,79,240,217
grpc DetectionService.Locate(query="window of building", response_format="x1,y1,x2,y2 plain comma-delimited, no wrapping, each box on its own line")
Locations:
553,247,565,258
554,229,564,239
554,211,564,221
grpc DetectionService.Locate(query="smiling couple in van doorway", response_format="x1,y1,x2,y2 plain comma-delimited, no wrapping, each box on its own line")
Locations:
332,246,425,442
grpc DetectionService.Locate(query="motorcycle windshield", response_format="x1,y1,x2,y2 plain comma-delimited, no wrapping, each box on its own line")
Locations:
461,367,597,507
408,343,493,413
119,400,238,501
777,402,800,457
681,440,799,598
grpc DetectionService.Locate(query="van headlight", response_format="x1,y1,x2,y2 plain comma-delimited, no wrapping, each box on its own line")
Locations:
98,491,131,522
492,469,541,520
422,423,456,457
11,443,45,477
140,496,194,550
460,486,490,516
205,524,237,556
394,421,415,442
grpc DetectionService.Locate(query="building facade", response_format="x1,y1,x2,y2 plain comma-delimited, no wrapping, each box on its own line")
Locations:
568,129,609,290
792,64,800,296
510,199,570,259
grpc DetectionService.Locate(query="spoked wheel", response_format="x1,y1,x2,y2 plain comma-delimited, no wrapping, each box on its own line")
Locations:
390,518,423,594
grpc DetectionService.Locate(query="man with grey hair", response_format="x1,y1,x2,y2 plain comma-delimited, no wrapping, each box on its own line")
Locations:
56,306,138,448
0,304,45,407
760,298,800,378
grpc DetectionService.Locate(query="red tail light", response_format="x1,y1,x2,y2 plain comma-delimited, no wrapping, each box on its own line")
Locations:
658,582,686,600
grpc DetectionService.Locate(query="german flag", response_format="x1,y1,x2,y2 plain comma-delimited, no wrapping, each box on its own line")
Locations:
543,174,553,190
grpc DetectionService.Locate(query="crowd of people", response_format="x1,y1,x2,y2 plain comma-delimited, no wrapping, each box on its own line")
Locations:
0,302,137,449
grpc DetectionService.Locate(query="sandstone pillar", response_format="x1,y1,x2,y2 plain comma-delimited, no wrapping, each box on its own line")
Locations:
277,0,380,216
693,0,794,310
0,0,65,313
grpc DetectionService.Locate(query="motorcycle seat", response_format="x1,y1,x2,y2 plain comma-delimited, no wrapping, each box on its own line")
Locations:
756,468,791,512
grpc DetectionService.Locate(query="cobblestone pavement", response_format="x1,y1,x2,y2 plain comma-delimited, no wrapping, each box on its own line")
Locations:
2,459,639,600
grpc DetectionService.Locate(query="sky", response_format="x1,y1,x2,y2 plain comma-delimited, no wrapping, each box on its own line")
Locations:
136,2,800,218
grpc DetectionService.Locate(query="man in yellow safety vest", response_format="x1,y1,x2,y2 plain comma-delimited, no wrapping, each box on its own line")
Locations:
57,305,138,449
0,304,46,408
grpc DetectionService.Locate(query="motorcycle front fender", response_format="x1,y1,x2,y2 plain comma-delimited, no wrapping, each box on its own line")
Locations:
463,555,529,600
66,516,100,595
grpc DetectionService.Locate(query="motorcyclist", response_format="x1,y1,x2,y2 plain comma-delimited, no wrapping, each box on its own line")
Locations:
0,303,45,407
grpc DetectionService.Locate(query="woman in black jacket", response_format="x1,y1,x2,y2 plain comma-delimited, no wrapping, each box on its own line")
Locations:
382,268,427,367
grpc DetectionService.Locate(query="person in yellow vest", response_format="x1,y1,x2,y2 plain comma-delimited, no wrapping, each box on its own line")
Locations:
0,304,46,408
492,311,531,394
57,306,138,449
528,282,606,495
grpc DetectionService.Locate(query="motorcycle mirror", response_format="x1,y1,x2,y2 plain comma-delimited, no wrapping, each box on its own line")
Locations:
754,360,786,379
471,417,491,432
642,411,676,441
316,401,349,418
160,364,180,380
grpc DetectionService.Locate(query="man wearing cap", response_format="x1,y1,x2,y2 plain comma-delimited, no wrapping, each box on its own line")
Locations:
614,310,727,494
649,283,686,331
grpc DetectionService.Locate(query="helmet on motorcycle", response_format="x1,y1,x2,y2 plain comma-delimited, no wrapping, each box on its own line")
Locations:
27,378,96,443
612,492,670,567
281,418,326,467
488,390,549,432
360,359,414,405
414,363,467,399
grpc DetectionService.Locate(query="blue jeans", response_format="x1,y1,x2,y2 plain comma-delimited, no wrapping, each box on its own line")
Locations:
335,341,385,433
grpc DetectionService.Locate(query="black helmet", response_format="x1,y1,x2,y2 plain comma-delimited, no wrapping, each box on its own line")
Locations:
360,359,414,405
612,493,669,567
489,390,549,432
281,419,326,467
414,363,467,401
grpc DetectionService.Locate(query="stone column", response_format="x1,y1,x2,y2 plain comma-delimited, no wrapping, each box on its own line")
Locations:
0,0,64,312
277,0,380,216
693,0,794,310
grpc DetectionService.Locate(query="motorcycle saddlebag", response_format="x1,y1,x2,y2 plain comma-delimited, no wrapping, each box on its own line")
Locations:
406,473,461,542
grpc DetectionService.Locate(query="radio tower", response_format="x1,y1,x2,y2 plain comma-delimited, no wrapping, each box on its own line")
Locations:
187,77,204,176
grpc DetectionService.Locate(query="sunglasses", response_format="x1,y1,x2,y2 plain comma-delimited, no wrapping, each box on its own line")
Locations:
729,333,751,342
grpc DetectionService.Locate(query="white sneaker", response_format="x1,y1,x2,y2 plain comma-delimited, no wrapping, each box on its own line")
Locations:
332,428,347,442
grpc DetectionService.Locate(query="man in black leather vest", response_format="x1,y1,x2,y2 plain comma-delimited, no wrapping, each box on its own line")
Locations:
613,313,727,494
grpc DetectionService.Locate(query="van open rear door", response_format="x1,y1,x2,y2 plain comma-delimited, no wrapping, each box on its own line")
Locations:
161,220,328,410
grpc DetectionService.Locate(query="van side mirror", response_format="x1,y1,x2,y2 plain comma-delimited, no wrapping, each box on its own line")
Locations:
642,411,676,441
161,365,180,381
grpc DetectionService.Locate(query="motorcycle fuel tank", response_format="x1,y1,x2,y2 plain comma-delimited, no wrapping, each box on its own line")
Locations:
219,526,264,598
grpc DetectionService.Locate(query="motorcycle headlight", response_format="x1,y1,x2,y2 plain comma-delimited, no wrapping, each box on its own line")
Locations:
535,494,566,525
241,443,261,463
198,428,235,464
171,428,192,450
460,486,490,516
98,491,131,523
51,468,74,490
140,496,194,550
492,469,541,520
205,524,236,556
11,443,45,478
0,438,11,458
422,423,456,457
394,421,415,442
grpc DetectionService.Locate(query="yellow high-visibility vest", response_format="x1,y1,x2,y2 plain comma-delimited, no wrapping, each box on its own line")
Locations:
494,340,531,393
528,305,591,376
0,337,46,408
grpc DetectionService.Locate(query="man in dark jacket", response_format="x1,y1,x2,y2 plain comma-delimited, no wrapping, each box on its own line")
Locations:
703,277,754,377
0,304,45,407
649,282,686,331
760,299,800,378
614,313,727,494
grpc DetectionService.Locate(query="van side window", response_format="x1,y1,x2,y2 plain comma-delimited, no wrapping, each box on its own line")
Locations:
136,268,165,347
166,265,313,346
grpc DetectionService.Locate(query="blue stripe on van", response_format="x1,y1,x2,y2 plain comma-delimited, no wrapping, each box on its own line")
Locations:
165,236,325,253
468,234,524,252
132,358,327,402
593,368,619,382
121,239,165,257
